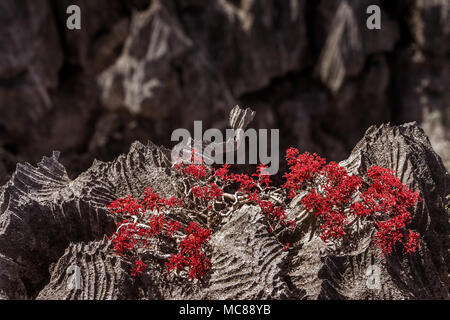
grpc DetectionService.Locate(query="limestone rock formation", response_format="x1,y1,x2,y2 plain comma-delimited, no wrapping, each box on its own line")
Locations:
286,123,450,299
36,237,132,300
0,121,448,300
0,141,176,299
0,0,449,301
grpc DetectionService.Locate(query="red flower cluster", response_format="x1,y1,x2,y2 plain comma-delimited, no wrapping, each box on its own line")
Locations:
403,230,420,255
110,214,182,254
258,199,288,225
354,165,421,255
141,187,182,212
130,260,147,277
283,148,421,255
166,222,212,280
214,163,231,181
282,150,327,198
107,188,182,218
229,173,257,193
301,161,362,242
178,163,210,179
107,147,423,283
111,220,139,255
214,163,296,234
192,183,223,201
166,219,182,237
107,195,143,216
107,187,212,280
252,164,271,187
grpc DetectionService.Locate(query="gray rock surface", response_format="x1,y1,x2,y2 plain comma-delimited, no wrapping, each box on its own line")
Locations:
0,141,176,299
0,122,447,300
286,123,450,299
36,237,133,300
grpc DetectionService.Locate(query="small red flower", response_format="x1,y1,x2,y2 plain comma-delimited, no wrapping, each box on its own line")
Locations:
230,173,257,193
282,150,326,198
107,195,142,216
130,260,147,277
148,214,166,237
252,164,271,187
215,163,231,181
166,222,212,280
166,219,181,237
403,230,420,255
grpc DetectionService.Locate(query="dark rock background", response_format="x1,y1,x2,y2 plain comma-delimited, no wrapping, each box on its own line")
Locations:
0,0,449,186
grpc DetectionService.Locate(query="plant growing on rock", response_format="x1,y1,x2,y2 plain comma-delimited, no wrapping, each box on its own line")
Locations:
106,148,422,280
107,187,212,281
282,149,421,255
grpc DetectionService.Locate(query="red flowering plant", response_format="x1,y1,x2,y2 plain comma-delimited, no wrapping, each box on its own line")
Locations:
282,148,422,255
170,154,297,250
107,187,213,281
170,149,294,232
106,146,422,281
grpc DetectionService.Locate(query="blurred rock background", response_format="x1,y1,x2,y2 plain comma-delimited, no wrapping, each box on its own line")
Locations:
0,0,449,184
